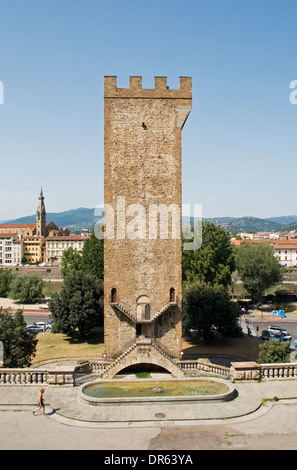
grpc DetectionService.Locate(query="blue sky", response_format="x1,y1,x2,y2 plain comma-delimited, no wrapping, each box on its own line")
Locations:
0,0,297,221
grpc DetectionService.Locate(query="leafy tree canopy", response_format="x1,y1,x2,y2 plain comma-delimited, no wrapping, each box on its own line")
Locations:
49,270,103,337
182,221,235,288
60,247,83,279
235,242,282,303
0,309,37,367
183,281,242,339
258,339,290,364
8,273,44,303
60,232,103,280
0,268,15,297
81,232,103,280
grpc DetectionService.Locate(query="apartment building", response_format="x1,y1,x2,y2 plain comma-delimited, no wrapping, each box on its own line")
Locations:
45,235,89,265
23,236,46,264
0,233,23,266
273,240,297,267
12,238,23,265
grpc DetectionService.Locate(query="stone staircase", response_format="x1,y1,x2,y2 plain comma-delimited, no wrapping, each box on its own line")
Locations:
101,337,184,379
111,301,178,324
111,302,136,323
149,302,177,323
101,342,138,378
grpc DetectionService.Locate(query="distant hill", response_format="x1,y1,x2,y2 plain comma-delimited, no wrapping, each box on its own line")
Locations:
3,209,297,234
4,207,103,232
278,221,297,232
204,216,283,233
266,215,297,226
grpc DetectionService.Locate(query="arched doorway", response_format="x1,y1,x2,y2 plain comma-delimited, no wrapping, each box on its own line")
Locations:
136,295,150,321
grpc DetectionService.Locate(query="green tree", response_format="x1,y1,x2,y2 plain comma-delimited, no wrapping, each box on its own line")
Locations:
0,309,37,367
0,268,15,297
258,339,290,364
81,232,104,280
61,247,83,279
49,270,103,337
235,242,282,303
182,221,235,288
8,273,44,303
60,232,103,280
183,281,242,339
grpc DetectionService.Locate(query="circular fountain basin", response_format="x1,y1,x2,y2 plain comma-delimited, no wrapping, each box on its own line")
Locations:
79,377,235,406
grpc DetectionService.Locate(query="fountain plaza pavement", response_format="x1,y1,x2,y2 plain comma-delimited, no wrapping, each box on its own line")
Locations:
1,375,297,451
0,375,297,428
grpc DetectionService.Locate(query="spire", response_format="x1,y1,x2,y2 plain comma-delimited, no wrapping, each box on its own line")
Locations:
36,187,46,237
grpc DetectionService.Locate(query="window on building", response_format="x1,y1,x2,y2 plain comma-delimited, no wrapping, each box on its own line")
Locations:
136,324,142,336
170,287,176,303
111,288,117,303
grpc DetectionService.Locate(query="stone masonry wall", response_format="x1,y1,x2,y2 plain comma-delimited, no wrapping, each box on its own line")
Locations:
8,266,62,280
104,76,192,360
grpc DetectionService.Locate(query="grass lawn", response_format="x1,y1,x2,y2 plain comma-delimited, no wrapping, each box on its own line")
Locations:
32,329,105,367
43,280,63,296
182,333,261,362
31,328,260,368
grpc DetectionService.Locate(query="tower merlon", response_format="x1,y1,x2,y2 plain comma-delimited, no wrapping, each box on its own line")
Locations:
104,75,192,99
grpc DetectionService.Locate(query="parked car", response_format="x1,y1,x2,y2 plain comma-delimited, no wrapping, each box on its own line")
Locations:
261,330,273,340
27,325,41,335
272,332,292,342
268,325,289,336
35,321,51,332
45,321,52,330
290,339,297,350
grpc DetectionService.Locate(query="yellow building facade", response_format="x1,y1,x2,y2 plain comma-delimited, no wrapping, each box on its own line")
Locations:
23,236,46,264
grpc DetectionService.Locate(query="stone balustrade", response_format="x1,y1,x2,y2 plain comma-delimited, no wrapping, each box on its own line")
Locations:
0,368,74,386
88,361,110,373
1,360,297,386
261,363,297,380
230,361,297,381
179,360,231,378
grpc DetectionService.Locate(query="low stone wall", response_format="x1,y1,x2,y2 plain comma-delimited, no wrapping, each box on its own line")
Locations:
231,361,297,381
1,360,297,386
9,266,62,280
0,367,74,386
179,359,231,378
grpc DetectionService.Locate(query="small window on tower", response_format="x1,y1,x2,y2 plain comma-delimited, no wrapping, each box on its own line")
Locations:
111,288,117,303
170,288,176,303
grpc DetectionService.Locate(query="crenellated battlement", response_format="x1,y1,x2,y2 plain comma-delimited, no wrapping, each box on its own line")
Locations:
104,76,192,99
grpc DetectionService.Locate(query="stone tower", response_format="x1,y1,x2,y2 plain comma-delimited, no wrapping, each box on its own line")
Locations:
36,187,46,237
103,76,192,376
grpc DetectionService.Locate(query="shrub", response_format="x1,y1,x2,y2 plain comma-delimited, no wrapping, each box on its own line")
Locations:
258,339,290,364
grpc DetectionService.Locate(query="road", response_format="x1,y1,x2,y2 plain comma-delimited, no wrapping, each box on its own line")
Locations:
25,313,52,325
240,319,297,340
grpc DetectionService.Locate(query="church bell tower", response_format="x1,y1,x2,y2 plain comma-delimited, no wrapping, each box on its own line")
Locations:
36,187,46,237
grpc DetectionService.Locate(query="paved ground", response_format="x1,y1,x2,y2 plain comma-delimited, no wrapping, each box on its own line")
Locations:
1,379,297,451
